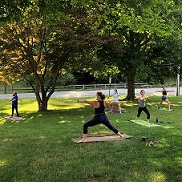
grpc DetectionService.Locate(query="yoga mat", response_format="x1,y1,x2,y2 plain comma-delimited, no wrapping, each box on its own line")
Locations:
111,110,121,114
165,109,172,112
107,109,126,114
105,109,112,112
158,108,167,111
5,116,24,121
130,119,160,127
158,108,172,111
72,133,132,143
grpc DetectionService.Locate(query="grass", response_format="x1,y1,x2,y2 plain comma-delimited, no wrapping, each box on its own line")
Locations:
0,94,182,182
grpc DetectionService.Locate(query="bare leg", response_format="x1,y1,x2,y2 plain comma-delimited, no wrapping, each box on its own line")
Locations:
166,100,171,110
111,104,114,111
79,134,87,143
112,101,119,111
158,100,163,109
118,103,121,113
147,119,150,125
134,117,139,122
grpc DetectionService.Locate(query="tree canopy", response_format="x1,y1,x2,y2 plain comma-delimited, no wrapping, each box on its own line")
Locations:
0,0,181,110
0,0,116,110
90,0,181,99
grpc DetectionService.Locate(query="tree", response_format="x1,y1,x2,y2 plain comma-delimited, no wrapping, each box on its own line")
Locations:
0,0,97,111
91,0,177,100
0,0,117,110
1,0,181,107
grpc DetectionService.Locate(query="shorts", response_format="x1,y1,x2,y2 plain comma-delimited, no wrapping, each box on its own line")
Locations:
161,95,167,101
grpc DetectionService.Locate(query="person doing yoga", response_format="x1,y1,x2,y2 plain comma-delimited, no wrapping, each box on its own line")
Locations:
111,88,122,113
158,86,171,110
10,92,21,117
78,91,125,142
134,90,150,125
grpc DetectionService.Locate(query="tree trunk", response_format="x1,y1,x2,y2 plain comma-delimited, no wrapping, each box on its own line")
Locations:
126,70,136,100
35,91,49,111
38,99,48,111
3,82,7,94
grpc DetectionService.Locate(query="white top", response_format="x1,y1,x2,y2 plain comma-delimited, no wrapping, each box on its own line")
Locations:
113,92,119,101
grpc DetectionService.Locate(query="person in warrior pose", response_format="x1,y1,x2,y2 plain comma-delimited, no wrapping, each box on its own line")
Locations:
158,85,171,110
10,92,21,117
134,90,150,125
78,91,125,142
111,88,122,113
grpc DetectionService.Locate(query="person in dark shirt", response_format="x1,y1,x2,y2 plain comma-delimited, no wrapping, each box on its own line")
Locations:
77,91,124,142
158,85,171,110
10,92,20,117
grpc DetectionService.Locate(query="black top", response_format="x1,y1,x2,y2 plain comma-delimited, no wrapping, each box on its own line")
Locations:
162,90,167,95
94,101,105,115
12,95,18,106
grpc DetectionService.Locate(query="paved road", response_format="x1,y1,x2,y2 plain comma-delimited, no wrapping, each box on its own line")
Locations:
0,87,181,99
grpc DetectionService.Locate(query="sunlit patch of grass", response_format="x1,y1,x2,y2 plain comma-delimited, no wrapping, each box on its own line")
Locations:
150,172,167,182
3,138,13,142
175,157,182,164
59,120,66,124
0,118,6,125
20,100,38,112
0,160,7,166
48,98,87,110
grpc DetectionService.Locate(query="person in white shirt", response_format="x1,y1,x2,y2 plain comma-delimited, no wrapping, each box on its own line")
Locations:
111,88,122,113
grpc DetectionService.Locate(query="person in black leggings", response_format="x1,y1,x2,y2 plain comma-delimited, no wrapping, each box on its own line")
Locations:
78,91,125,142
10,92,20,117
134,90,150,125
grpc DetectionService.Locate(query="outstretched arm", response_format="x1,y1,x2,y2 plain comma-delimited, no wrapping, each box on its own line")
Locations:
104,101,116,107
78,100,98,107
145,95,154,99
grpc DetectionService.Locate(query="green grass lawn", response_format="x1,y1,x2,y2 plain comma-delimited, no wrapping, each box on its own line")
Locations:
0,95,182,182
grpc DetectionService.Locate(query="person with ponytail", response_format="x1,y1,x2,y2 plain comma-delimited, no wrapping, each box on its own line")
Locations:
157,85,171,110
77,91,125,142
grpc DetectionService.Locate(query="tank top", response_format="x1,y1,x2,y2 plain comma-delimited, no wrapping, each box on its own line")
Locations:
162,90,167,95
94,101,105,115
139,97,146,108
